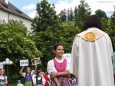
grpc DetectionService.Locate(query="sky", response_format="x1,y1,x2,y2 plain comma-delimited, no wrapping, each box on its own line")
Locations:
9,0,115,18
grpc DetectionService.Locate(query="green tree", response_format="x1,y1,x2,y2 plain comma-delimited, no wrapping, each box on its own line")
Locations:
111,11,115,25
109,11,115,51
74,6,78,26
101,18,108,31
58,9,66,22
32,0,60,32
59,25,80,52
0,20,42,82
32,26,62,71
95,9,107,19
74,0,91,30
31,0,62,70
102,10,115,51
68,8,74,21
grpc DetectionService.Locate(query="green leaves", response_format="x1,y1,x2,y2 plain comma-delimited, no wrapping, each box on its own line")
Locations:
95,9,107,19
74,0,91,30
32,0,59,32
0,20,42,61
101,12,115,51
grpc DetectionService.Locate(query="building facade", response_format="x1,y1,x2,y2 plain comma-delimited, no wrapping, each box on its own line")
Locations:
0,0,32,31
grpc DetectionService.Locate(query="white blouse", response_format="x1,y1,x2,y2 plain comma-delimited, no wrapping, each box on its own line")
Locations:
47,57,70,74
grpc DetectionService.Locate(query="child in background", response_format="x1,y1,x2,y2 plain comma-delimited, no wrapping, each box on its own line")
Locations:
0,69,8,86
44,72,50,86
17,80,24,86
19,65,37,86
71,74,77,86
33,70,46,86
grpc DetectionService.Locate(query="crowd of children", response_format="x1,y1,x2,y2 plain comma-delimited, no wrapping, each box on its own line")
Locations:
18,66,77,86
19,65,51,86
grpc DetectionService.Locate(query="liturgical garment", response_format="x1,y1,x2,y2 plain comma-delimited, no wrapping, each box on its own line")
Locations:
70,28,114,86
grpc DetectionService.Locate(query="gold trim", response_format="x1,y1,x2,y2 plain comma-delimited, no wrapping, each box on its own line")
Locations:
84,32,96,42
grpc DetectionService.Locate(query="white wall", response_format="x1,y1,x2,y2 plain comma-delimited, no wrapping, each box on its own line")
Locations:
0,10,32,32
0,10,9,23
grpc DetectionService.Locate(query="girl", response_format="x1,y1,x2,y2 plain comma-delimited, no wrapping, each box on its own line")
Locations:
20,65,37,86
0,69,8,86
33,71,46,86
17,80,24,86
47,43,71,86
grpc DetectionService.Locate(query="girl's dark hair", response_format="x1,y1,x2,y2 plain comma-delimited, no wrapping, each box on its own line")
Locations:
83,15,102,30
54,43,63,51
26,66,31,70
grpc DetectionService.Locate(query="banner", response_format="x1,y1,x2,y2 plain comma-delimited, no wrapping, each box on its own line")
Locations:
20,59,29,66
31,58,41,65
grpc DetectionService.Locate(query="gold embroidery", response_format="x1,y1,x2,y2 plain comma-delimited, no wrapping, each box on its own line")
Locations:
84,32,96,42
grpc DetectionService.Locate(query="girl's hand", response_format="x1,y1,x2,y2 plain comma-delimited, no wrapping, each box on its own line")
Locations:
51,72,58,78
22,66,24,68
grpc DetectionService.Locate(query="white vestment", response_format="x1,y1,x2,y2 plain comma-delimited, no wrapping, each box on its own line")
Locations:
70,28,114,86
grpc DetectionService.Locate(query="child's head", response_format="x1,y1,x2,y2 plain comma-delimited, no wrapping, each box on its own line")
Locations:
37,69,44,77
17,80,22,84
0,68,5,75
53,43,64,58
38,72,43,76
26,67,31,74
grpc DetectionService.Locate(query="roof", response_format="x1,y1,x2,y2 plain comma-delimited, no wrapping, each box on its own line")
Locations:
0,0,32,21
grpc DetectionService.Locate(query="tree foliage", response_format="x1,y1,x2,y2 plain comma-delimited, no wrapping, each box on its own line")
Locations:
0,20,42,60
68,8,74,21
32,0,60,32
58,9,66,22
109,11,115,51
0,20,42,82
111,11,115,25
100,11,115,51
74,0,91,30
95,9,107,19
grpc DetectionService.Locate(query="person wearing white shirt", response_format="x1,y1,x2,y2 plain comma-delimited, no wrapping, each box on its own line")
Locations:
19,65,37,86
70,15,114,86
17,80,24,86
33,71,46,86
47,43,71,86
0,69,8,86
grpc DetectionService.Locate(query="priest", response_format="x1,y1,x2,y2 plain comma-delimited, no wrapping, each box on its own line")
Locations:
70,15,114,86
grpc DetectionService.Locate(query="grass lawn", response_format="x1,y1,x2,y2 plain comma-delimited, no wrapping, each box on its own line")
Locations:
8,83,17,86
62,21,75,26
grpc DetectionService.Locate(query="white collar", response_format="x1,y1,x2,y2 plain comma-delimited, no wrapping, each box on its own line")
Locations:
77,28,106,41
55,57,64,63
